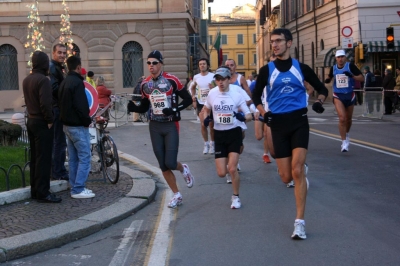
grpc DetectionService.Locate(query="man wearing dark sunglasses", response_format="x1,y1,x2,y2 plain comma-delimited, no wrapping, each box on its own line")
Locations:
127,50,194,209
252,28,328,240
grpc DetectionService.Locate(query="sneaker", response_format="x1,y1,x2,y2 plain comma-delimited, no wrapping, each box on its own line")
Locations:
286,180,295,188
203,143,209,154
263,154,271,163
304,163,308,176
226,173,232,184
306,177,309,190
341,141,349,152
168,194,182,208
291,220,307,240
231,195,241,209
182,164,194,188
71,188,95,199
209,143,215,154
237,163,241,171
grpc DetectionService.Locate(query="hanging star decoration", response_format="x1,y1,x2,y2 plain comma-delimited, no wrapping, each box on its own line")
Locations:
25,0,45,68
60,0,74,57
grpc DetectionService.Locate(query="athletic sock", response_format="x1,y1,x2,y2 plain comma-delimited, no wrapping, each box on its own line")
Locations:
295,219,305,225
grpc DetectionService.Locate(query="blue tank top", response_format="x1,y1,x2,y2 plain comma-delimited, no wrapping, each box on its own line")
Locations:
333,62,354,94
267,59,307,114
232,73,242,87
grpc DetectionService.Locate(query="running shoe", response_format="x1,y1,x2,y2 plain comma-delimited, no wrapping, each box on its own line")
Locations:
182,164,194,188
226,173,232,184
168,194,182,208
237,163,241,171
341,141,349,152
286,180,295,188
231,195,241,209
209,143,215,154
263,154,271,163
203,143,209,154
291,220,307,240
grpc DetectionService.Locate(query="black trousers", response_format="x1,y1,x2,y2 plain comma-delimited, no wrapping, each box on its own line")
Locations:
27,118,54,198
384,94,394,114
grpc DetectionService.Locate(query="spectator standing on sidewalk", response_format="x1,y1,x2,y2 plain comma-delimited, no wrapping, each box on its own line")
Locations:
23,51,62,203
127,50,194,208
58,56,95,199
96,75,112,119
382,69,396,115
86,71,96,88
49,44,69,181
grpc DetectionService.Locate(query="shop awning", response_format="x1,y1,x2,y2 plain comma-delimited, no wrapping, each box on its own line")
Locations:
316,47,354,67
368,41,400,52
316,48,335,67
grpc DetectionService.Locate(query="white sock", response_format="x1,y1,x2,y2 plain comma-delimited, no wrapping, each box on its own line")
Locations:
295,219,305,225
209,141,214,146
204,141,209,145
174,192,182,197
342,140,347,145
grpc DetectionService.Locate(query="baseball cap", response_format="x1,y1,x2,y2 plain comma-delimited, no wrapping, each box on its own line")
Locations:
147,50,163,64
81,67,87,75
335,50,346,57
214,67,231,79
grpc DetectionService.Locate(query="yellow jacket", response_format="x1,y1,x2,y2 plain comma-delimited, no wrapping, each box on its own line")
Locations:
86,77,96,88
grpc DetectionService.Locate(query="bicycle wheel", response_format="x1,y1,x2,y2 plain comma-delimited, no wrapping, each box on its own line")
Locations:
100,135,119,184
109,99,127,120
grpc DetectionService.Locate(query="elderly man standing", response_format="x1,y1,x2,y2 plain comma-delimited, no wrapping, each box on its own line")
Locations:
23,51,62,203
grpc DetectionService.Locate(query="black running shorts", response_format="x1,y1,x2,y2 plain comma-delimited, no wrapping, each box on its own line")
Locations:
214,127,243,159
270,108,309,158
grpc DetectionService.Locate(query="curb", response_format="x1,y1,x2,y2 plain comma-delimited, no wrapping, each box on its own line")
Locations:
0,155,160,262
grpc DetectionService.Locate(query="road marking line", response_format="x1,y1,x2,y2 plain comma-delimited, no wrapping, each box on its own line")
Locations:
145,190,175,266
310,129,400,157
108,220,143,266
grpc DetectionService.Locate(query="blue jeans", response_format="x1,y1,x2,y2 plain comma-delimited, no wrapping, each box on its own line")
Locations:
52,107,68,178
63,126,91,194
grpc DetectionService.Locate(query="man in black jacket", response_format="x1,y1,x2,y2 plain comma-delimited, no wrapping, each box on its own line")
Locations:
58,56,95,199
49,44,69,181
23,51,62,203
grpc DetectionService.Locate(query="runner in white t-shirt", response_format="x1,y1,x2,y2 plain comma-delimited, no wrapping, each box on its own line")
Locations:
190,58,216,154
202,66,252,209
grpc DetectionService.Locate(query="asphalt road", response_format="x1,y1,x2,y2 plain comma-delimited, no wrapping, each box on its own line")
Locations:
7,103,400,266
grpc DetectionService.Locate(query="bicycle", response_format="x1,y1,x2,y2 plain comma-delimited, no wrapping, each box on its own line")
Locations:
109,94,127,120
89,105,120,184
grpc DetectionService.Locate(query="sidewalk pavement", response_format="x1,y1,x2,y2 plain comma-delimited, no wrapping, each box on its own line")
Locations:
0,113,160,262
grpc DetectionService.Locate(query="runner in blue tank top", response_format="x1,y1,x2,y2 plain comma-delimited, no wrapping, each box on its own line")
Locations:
324,50,364,152
252,28,328,240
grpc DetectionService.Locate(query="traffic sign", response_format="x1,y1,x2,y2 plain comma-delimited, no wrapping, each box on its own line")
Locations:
341,26,353,37
84,81,99,117
342,37,354,48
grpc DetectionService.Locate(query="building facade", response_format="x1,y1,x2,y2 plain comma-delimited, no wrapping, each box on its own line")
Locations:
256,0,400,94
0,0,206,112
208,4,257,77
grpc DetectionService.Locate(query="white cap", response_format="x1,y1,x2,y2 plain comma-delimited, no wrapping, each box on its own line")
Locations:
335,50,346,57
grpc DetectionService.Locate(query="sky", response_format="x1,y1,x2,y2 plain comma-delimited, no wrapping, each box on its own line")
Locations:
208,0,281,14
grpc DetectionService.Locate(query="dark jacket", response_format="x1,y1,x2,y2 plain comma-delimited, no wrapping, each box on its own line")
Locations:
382,73,396,97
49,59,65,106
58,71,92,127
22,51,53,124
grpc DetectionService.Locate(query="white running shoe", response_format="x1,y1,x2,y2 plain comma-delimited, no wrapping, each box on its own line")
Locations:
231,195,241,209
341,141,349,152
306,177,309,190
182,164,194,188
286,180,295,188
237,163,241,171
208,143,215,154
203,143,209,154
291,220,307,240
226,173,232,184
71,188,95,199
168,194,182,208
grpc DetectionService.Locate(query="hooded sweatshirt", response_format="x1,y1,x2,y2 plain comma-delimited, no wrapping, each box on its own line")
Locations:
22,51,53,124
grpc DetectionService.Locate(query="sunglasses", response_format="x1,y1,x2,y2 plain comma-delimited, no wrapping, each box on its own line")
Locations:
147,61,159,65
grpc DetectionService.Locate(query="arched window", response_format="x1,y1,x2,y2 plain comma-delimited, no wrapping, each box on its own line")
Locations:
122,41,143,88
0,44,19,91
